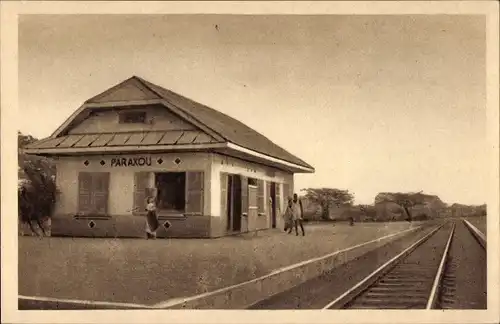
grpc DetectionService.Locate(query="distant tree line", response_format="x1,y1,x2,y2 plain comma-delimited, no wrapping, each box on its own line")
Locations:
299,188,485,223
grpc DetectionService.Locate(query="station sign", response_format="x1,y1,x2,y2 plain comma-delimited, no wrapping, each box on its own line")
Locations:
110,156,152,167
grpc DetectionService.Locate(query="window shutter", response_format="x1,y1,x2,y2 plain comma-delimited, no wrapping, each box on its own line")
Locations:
92,172,110,215
257,180,265,215
134,172,149,215
186,171,204,215
275,184,281,214
266,181,271,212
78,172,92,214
241,176,248,215
221,173,228,218
283,183,291,201
266,182,271,226
145,187,157,201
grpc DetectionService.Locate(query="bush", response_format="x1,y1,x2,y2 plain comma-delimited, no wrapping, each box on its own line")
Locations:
18,131,59,235
412,213,429,221
18,152,57,234
302,211,319,222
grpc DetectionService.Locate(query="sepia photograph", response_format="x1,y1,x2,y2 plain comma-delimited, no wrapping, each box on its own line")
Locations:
1,1,499,324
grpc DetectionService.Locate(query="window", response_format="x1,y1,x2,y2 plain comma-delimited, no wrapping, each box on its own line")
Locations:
155,172,186,211
78,172,110,215
133,171,204,216
119,111,146,124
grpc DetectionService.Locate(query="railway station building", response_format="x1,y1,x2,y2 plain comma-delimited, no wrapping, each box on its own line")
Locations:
24,76,314,238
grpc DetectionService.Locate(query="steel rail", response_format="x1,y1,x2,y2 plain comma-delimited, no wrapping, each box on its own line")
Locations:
322,222,446,309
425,222,456,309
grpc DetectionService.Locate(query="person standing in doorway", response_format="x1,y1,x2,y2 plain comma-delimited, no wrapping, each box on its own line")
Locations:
145,197,159,239
292,193,305,236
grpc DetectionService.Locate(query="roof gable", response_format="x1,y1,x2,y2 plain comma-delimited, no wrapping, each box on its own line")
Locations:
49,76,313,170
86,77,161,103
66,105,198,135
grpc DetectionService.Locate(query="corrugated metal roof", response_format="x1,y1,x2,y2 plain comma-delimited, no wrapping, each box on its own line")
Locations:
107,133,131,146
126,132,146,145
192,132,213,144
27,131,220,149
34,137,67,149
58,134,84,148
136,76,313,169
142,132,165,145
27,76,313,170
176,131,198,144
158,130,183,145
91,133,114,147
73,134,100,147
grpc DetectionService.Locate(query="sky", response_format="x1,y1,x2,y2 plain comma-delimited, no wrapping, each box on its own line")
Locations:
18,14,487,205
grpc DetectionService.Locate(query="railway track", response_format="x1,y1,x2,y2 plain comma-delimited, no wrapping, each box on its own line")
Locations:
322,219,485,310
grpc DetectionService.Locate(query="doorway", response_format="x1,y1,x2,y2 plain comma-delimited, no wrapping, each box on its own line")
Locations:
226,174,242,232
270,182,277,228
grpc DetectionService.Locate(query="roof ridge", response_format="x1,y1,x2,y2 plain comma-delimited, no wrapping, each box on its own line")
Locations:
84,76,163,104
133,76,312,168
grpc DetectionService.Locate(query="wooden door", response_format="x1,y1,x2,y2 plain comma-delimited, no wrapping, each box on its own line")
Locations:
247,185,258,232
240,176,248,232
232,175,242,232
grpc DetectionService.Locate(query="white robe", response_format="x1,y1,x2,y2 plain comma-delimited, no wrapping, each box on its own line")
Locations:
291,202,302,221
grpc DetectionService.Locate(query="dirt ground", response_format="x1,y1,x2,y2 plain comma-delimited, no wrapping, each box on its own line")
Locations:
18,221,425,305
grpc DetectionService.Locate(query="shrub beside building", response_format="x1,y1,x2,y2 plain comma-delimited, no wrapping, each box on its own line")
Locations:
18,132,57,236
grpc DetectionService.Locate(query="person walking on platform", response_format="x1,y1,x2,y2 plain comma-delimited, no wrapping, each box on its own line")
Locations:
283,198,294,234
292,193,305,236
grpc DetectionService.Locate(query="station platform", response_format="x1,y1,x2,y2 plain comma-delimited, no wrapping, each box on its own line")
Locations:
464,216,486,236
19,221,427,307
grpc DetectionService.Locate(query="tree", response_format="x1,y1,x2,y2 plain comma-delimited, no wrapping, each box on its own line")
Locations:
18,131,38,148
18,131,57,236
375,191,431,222
301,188,355,220
358,204,377,221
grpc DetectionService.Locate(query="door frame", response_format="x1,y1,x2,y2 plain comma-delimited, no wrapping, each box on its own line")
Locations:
231,174,242,232
226,175,233,231
270,182,277,228
226,174,242,233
